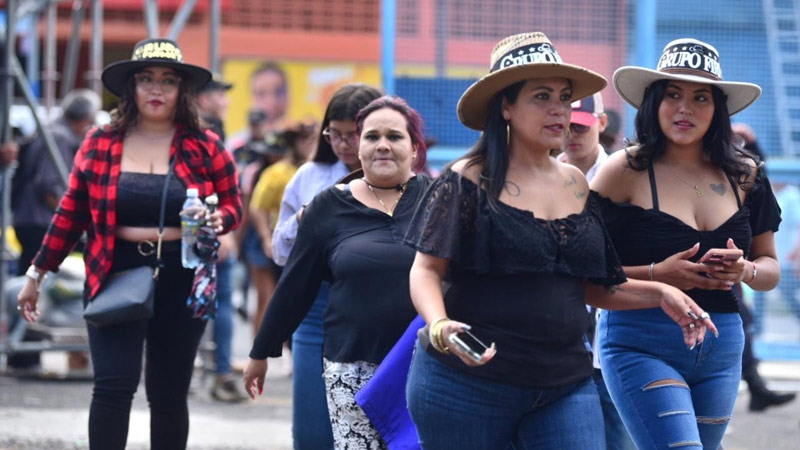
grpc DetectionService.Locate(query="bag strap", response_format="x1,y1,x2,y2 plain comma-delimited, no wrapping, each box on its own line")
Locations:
153,155,178,279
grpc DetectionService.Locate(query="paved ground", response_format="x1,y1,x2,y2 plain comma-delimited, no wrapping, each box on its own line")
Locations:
1,360,798,449
0,289,798,449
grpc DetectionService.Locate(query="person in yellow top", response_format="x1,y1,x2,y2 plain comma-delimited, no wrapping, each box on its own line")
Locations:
249,120,318,336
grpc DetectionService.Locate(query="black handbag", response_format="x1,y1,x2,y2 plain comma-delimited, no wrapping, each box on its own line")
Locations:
83,157,177,327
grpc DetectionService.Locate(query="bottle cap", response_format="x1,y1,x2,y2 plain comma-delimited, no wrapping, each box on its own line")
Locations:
186,188,199,197
205,193,219,206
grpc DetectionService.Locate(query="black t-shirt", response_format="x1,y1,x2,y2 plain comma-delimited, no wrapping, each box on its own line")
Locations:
249,176,431,364
404,169,626,388
595,166,781,313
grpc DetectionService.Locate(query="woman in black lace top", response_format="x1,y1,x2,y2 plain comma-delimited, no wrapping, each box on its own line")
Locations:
403,32,716,450
590,39,779,450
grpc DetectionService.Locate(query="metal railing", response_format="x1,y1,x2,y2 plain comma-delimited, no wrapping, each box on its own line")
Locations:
0,0,223,373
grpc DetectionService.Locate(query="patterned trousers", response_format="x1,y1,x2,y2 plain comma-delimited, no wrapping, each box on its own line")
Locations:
322,359,389,450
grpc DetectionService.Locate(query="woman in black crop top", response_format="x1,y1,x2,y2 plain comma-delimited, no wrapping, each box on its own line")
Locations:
404,32,716,450
244,96,430,449
591,39,779,450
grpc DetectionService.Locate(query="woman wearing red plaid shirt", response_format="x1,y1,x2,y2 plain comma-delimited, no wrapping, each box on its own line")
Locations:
17,38,242,450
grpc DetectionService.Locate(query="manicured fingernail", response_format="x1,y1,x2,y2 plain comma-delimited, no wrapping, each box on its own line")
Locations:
461,325,471,331
714,331,719,338
259,386,263,395
689,344,696,351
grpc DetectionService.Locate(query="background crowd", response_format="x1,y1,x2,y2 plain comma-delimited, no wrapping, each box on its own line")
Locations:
2,2,800,448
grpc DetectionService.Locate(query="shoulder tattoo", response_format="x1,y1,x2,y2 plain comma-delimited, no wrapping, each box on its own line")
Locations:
709,183,727,196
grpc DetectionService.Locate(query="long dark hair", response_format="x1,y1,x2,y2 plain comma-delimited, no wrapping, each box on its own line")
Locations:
455,80,526,210
355,95,428,172
310,84,383,164
626,79,755,186
109,68,202,136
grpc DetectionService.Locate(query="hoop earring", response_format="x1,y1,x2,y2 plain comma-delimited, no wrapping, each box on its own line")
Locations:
506,122,510,147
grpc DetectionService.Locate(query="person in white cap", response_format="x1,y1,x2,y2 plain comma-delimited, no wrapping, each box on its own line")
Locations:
559,92,636,450
559,92,609,179
592,38,779,450
404,32,715,450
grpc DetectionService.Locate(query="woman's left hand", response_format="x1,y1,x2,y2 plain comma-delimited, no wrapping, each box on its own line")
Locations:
657,283,719,348
702,238,747,283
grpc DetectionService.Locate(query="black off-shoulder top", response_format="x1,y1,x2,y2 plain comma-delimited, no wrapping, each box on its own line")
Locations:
594,165,781,314
404,169,626,388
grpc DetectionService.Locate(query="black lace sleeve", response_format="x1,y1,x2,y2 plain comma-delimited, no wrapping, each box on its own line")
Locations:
586,193,628,286
746,171,782,236
404,170,477,262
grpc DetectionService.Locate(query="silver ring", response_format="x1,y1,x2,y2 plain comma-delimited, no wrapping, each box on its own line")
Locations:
688,323,696,330
687,310,700,320
700,312,710,320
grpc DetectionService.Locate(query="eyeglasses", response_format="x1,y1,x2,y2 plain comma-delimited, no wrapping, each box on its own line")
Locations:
322,128,359,147
134,74,181,93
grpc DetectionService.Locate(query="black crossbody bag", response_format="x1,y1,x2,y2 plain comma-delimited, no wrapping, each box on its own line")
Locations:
83,156,177,327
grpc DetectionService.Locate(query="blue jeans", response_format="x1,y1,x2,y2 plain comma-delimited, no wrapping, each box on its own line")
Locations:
598,309,744,450
213,256,234,375
593,369,636,450
406,341,605,450
291,282,334,450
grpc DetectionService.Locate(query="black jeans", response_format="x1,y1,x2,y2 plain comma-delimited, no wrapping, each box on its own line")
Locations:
86,239,206,450
14,225,48,275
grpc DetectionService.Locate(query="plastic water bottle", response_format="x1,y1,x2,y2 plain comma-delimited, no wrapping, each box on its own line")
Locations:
181,188,203,268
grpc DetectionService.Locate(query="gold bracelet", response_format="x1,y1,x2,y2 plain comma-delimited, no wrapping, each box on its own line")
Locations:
430,318,446,353
429,317,450,354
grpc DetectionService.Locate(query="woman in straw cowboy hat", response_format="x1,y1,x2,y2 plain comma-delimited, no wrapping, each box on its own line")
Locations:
403,32,716,449
17,38,242,450
591,38,779,449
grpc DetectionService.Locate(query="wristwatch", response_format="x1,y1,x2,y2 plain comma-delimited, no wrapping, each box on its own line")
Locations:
25,265,47,291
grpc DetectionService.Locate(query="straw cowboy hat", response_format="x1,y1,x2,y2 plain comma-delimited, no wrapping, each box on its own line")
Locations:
457,32,607,131
614,38,761,115
102,38,212,97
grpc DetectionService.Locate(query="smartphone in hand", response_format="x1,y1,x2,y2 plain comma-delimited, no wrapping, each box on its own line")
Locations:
448,330,491,363
699,249,742,264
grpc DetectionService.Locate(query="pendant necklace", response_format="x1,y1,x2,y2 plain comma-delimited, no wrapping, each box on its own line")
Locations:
666,165,705,198
362,178,407,216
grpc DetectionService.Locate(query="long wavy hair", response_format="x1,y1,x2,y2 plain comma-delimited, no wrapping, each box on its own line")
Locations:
355,95,428,172
310,84,383,164
109,68,202,136
626,79,756,186
455,80,527,210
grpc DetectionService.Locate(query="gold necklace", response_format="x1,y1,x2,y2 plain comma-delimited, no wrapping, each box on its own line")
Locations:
363,179,406,216
666,165,705,198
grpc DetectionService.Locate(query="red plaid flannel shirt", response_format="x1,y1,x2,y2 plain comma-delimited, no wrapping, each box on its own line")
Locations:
33,125,242,299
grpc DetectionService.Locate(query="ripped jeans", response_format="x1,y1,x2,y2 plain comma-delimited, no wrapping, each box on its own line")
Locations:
598,309,743,450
